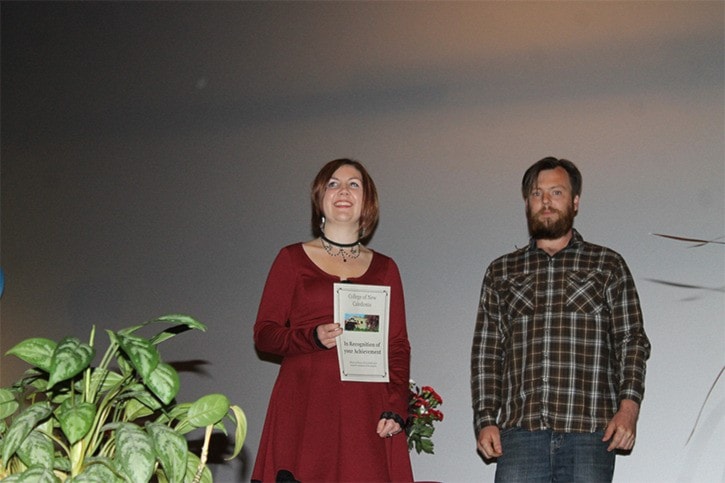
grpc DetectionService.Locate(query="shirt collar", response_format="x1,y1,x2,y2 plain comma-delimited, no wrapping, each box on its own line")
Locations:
527,228,584,252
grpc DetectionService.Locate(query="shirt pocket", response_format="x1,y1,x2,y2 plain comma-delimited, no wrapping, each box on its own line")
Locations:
565,271,608,314
502,273,536,319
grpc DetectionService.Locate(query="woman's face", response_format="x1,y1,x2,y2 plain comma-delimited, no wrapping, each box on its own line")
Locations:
322,164,364,227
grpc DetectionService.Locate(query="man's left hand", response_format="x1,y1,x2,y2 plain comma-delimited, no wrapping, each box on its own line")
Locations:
603,399,640,451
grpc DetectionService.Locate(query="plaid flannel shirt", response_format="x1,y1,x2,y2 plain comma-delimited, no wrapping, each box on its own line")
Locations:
471,230,650,434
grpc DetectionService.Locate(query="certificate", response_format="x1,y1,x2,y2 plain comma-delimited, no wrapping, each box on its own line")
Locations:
333,283,390,382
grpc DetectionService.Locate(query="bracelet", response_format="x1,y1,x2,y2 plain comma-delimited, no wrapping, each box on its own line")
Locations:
380,411,406,428
312,326,328,350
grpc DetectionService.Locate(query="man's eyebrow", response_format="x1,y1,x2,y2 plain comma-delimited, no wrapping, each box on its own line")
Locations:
532,184,567,190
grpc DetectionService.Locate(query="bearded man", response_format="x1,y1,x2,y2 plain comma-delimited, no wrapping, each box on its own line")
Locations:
471,157,651,482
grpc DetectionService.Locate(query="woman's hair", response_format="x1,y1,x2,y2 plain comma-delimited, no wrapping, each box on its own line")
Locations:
310,158,379,242
521,156,583,199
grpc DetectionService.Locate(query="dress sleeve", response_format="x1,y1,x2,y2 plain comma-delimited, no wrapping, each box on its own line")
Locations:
253,247,321,356
384,259,412,419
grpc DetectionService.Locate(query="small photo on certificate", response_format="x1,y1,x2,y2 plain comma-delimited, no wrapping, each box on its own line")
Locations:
343,314,380,332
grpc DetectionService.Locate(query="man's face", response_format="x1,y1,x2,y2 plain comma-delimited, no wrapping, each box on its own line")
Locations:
525,167,580,240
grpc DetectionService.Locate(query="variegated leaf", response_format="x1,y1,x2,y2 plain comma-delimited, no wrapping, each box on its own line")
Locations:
183,452,212,483
72,458,124,483
116,334,159,380
17,429,54,469
119,314,206,339
152,314,206,331
114,423,156,483
6,338,57,372
2,402,52,465
148,315,207,345
147,423,188,482
76,367,125,396
145,362,179,405
124,398,155,421
119,384,162,411
0,465,60,482
0,387,19,418
57,399,96,444
48,337,95,389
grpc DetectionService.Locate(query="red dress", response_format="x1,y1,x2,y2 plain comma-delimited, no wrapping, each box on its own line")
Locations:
252,243,414,483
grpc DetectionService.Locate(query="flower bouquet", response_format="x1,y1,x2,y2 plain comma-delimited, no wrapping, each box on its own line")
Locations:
406,380,444,454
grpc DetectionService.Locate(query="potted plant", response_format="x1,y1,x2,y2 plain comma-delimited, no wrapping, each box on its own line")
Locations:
0,314,246,482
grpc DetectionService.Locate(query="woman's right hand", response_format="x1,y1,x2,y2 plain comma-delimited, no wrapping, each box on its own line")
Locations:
316,323,342,348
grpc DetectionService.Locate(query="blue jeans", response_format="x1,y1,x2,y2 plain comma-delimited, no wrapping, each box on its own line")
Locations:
495,428,615,483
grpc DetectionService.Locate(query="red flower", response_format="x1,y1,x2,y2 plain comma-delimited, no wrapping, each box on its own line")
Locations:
422,386,443,404
407,381,444,455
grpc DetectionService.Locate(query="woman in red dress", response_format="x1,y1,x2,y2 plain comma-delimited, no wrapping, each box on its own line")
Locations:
252,159,414,482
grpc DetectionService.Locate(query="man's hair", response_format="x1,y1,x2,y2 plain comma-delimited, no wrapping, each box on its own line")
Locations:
310,158,379,241
521,156,582,199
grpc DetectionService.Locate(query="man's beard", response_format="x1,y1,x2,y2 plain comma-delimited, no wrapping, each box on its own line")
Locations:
526,203,576,240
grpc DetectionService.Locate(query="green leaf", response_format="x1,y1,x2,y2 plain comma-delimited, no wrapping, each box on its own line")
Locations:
147,423,188,482
2,402,53,466
54,455,71,472
119,314,206,341
48,337,95,389
17,429,54,469
114,423,156,483
165,402,191,420
149,315,207,345
118,383,163,409
153,314,206,331
57,399,96,444
187,394,230,428
144,363,179,405
227,404,248,460
420,438,434,454
78,367,125,396
183,452,212,483
124,398,155,421
73,460,125,483
116,334,159,380
6,338,57,372
1,465,61,483
212,419,228,436
13,368,48,391
0,387,19,418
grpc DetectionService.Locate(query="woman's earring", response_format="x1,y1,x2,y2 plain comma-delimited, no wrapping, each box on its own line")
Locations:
320,216,326,232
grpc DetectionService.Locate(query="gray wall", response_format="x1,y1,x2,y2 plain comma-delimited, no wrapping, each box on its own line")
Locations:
2,2,723,481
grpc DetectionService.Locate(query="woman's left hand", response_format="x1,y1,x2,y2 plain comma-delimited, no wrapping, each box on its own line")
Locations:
376,417,402,439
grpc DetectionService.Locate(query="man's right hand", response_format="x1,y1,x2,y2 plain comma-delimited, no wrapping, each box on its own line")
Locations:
477,426,503,459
